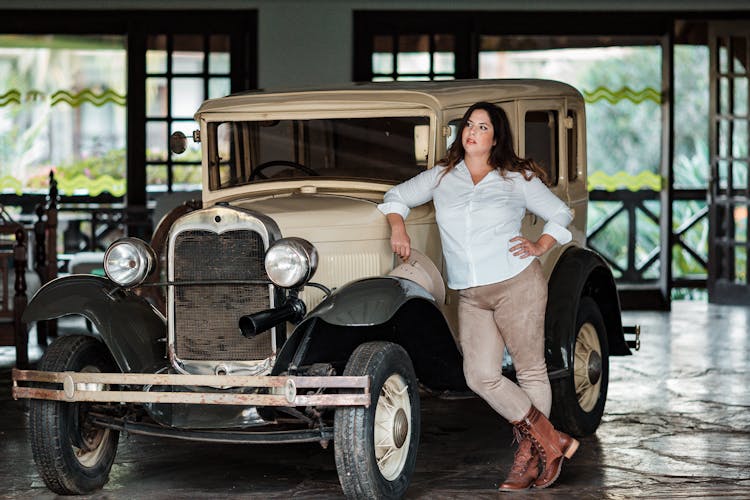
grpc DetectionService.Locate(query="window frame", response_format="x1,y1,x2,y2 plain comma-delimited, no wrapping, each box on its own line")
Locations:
518,99,565,189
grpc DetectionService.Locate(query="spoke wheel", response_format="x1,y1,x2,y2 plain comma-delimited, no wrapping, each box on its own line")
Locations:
73,366,113,468
574,322,603,412
551,296,609,437
334,341,420,499
374,373,412,480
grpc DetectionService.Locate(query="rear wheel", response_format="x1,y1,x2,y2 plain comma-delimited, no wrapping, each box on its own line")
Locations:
552,297,609,437
334,341,420,499
29,335,120,495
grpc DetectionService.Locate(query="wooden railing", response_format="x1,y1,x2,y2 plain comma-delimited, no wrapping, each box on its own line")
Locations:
587,188,708,295
0,172,58,368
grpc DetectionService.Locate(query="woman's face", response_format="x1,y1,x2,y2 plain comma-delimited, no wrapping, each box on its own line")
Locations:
461,109,496,160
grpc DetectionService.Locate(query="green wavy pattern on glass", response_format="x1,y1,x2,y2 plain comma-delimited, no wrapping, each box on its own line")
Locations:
588,170,662,192
50,89,126,107
26,90,46,102
57,175,126,196
583,86,661,105
0,89,126,107
0,90,22,106
0,176,24,194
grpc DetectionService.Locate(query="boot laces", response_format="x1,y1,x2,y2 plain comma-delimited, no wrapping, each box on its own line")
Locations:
518,424,547,462
508,439,535,476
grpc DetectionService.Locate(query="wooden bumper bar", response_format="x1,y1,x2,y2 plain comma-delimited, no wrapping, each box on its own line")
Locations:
12,369,370,407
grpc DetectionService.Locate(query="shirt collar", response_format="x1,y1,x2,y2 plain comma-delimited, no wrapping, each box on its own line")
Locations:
455,160,500,180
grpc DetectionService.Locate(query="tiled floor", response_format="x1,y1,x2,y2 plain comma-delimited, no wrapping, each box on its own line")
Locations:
1,302,749,499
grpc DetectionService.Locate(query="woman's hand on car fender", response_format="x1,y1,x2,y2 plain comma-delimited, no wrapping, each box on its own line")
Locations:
386,213,411,260
391,230,411,260
509,234,556,259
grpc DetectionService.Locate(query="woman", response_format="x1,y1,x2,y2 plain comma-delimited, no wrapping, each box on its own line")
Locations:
377,102,579,490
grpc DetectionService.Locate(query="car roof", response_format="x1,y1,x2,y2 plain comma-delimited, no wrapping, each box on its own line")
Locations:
194,79,582,117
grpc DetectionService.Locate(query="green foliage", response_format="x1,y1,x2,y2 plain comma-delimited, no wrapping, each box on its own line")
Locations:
636,200,660,279
579,45,710,185
0,49,51,179
589,197,709,283
58,148,125,179
671,287,708,301
674,148,709,190
583,45,710,293
25,148,203,191
146,164,202,187
674,46,710,188
581,47,661,176
24,148,125,189
672,200,709,280
588,201,628,277
0,103,51,180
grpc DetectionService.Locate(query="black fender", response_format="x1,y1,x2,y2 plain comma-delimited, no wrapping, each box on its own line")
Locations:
273,276,467,392
22,275,167,373
546,246,629,373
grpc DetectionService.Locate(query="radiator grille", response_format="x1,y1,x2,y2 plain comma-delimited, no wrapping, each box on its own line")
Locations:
172,229,272,361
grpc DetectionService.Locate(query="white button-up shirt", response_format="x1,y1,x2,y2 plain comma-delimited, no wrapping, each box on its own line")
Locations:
378,161,573,290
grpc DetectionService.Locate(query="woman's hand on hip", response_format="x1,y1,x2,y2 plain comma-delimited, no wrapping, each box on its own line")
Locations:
509,234,556,259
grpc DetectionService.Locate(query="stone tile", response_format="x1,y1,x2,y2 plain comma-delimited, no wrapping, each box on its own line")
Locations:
1,301,749,498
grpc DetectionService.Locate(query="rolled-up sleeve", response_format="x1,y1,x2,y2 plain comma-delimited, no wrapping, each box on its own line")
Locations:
377,167,442,219
522,176,574,245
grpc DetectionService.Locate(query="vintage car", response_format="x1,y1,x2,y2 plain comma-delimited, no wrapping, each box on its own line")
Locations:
13,79,638,498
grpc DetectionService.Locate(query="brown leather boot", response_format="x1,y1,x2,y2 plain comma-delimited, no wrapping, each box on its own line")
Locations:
513,406,579,488
499,428,540,491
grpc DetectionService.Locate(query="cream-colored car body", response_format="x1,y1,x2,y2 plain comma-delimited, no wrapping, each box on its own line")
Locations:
13,80,626,499
195,79,587,329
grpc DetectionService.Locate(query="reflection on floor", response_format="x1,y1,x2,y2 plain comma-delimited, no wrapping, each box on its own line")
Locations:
1,302,749,498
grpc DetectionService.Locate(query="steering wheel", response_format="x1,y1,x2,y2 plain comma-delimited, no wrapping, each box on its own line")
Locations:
249,160,319,180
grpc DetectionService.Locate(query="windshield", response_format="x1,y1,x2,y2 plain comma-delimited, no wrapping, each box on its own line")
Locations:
207,116,431,190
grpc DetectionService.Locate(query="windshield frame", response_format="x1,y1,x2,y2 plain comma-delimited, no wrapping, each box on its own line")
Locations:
202,108,437,195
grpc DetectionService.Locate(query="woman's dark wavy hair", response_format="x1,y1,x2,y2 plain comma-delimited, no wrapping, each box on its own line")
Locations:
438,101,548,184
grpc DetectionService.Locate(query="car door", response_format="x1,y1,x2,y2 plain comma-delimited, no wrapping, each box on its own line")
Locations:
517,99,569,274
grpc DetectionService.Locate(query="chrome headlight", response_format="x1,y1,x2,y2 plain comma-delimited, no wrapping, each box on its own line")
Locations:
103,237,156,287
264,237,318,288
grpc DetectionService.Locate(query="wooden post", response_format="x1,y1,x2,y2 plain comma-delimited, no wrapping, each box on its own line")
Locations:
47,172,58,339
13,227,28,370
33,202,48,347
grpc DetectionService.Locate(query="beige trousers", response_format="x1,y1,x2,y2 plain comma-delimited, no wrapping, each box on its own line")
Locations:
457,260,552,423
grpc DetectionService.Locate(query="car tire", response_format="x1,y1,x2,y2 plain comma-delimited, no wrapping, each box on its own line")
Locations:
29,335,120,495
334,341,420,499
551,296,609,437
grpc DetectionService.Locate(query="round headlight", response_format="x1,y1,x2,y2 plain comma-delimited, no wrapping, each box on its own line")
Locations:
264,237,318,288
103,237,156,287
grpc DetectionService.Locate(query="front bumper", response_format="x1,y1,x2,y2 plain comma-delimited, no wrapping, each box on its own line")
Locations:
12,369,370,407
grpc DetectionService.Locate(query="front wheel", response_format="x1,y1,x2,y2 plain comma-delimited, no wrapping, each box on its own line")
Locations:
551,296,610,437
334,341,420,499
29,334,120,495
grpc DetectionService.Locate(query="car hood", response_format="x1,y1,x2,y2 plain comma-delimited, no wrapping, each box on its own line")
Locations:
234,193,433,243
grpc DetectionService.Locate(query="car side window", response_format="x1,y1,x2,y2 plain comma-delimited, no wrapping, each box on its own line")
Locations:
524,110,559,186
446,121,460,151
